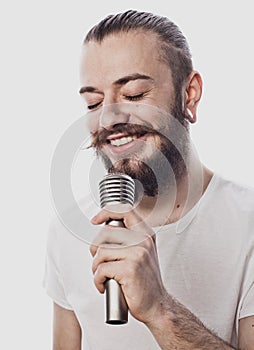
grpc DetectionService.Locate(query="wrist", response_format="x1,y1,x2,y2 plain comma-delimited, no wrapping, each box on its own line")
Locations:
144,291,175,331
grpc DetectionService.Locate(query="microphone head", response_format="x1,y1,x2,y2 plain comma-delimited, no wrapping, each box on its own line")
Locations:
99,173,135,208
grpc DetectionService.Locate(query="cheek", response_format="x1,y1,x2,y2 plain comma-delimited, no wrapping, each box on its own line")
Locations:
138,135,162,159
127,104,164,131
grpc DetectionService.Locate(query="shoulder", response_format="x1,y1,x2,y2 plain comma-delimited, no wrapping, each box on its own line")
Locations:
203,174,254,241
200,174,254,250
213,174,254,213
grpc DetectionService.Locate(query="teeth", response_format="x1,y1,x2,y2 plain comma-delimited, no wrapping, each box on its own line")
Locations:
110,136,137,146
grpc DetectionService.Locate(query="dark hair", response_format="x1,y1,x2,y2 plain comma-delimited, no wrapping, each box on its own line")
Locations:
84,10,193,94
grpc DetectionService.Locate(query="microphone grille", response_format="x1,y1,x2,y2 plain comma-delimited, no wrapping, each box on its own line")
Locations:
99,173,135,208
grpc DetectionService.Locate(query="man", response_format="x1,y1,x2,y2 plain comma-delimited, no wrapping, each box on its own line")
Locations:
44,10,254,349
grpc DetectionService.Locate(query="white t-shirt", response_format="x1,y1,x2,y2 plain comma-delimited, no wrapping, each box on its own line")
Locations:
43,174,254,349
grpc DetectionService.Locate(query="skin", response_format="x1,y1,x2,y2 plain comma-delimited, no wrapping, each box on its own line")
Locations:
53,30,254,349
53,303,81,350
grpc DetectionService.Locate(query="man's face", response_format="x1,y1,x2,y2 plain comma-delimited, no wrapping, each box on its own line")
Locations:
79,31,188,196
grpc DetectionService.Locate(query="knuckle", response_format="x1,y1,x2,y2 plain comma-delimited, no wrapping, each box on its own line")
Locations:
135,246,149,263
95,263,105,279
97,262,104,274
143,233,155,248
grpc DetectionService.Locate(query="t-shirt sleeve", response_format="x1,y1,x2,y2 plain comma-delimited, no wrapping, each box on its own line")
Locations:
43,219,73,310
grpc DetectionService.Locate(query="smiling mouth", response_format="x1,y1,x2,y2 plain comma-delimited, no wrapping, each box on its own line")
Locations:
109,135,137,146
106,132,148,147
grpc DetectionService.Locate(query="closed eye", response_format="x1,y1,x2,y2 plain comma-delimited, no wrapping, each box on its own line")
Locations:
87,101,102,110
87,92,146,110
124,93,145,101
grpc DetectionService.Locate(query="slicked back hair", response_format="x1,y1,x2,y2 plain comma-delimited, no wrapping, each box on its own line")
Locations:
84,10,193,99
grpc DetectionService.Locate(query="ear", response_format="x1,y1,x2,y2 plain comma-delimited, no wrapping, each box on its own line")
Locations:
184,71,203,124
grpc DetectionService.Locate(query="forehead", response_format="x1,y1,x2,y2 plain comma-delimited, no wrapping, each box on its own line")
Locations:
80,31,170,86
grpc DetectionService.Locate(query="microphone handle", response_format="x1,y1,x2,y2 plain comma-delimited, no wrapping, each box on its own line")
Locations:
105,219,128,324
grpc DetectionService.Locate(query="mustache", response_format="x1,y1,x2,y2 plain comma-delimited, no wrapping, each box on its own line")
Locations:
89,123,159,149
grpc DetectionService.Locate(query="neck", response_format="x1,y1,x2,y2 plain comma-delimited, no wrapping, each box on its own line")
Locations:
135,159,213,227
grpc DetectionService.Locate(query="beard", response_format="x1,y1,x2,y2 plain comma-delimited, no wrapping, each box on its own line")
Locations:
90,105,190,197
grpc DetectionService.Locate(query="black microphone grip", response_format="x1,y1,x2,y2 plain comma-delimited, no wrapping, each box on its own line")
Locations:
99,174,135,325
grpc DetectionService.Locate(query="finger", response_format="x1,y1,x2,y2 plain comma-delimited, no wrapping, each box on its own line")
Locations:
91,204,143,229
89,226,134,256
94,261,125,294
93,244,159,294
89,225,152,256
92,238,157,274
92,246,128,274
91,203,132,224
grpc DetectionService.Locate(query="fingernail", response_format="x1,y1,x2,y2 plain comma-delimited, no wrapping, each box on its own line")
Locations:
91,215,98,224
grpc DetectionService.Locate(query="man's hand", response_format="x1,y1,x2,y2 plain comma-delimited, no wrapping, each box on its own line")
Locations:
90,204,167,325
89,204,241,350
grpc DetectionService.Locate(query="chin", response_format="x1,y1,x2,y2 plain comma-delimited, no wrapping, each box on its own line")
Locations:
109,158,142,174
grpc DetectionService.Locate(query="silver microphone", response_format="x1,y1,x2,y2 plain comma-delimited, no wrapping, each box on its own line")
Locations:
99,173,135,325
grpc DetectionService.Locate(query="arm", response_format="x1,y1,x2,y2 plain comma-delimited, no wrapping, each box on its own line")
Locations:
90,206,239,349
238,316,254,350
53,303,81,350
145,294,236,349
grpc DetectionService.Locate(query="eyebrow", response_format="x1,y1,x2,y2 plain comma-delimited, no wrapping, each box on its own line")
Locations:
79,73,154,94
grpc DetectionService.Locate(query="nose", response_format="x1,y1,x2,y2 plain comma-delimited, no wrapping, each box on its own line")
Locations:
99,103,131,130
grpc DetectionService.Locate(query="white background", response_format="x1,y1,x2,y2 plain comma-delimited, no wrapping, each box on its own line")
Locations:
1,1,253,349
